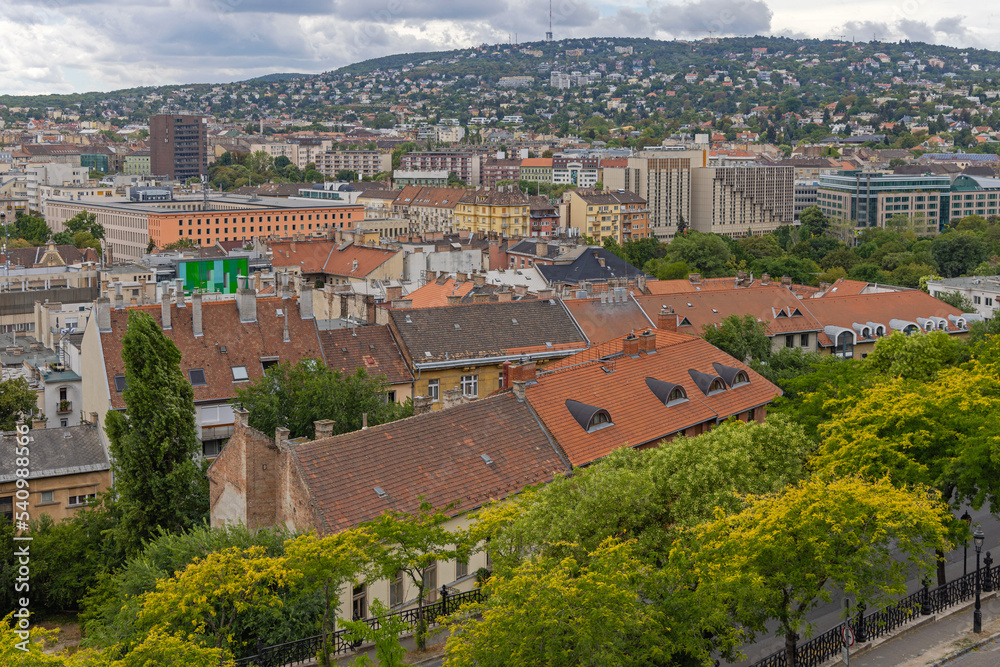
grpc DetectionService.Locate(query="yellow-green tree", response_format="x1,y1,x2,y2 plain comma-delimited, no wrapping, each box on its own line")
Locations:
137,546,299,654
692,476,950,667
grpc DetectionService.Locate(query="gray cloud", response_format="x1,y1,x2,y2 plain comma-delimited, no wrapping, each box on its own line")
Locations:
337,0,508,22
650,0,773,36
898,19,936,43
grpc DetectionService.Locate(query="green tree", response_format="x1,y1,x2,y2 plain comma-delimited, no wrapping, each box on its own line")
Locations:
935,290,977,312
798,206,830,237
245,150,274,175
694,476,950,667
10,212,50,246
234,360,412,440
0,378,39,430
702,314,771,363
163,238,196,250
340,600,408,667
865,330,963,382
642,258,689,280
372,113,396,130
104,311,207,557
335,169,358,182
931,232,989,277
665,231,730,276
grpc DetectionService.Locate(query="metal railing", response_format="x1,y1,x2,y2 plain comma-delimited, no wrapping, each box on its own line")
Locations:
233,587,484,667
748,558,997,667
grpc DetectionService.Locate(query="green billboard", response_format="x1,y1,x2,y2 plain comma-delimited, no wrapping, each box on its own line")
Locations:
180,258,249,294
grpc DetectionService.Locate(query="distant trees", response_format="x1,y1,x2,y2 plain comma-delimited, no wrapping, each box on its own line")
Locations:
702,313,771,364
51,210,104,254
9,211,50,246
0,377,40,430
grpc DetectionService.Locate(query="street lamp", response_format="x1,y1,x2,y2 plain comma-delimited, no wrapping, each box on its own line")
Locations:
974,526,985,634
962,511,972,578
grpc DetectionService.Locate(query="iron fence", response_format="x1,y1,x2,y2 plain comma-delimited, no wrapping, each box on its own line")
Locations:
747,561,998,667
233,588,484,667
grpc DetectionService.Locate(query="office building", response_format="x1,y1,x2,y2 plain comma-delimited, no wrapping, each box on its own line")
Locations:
150,114,208,182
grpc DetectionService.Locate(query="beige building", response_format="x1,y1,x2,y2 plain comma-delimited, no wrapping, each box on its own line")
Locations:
250,140,333,169
391,186,466,233
689,165,794,236
318,150,392,179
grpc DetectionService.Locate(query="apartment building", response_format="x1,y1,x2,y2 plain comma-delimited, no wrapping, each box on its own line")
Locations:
480,158,522,189
400,151,481,187
250,139,333,170
149,114,208,182
520,157,553,184
552,154,600,188
689,165,794,236
391,186,465,233
317,150,392,179
564,189,651,243
455,188,531,237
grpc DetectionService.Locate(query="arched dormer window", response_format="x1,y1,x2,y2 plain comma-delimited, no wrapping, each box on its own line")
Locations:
565,399,614,433
645,377,689,406
689,369,728,396
712,362,751,389
708,378,727,394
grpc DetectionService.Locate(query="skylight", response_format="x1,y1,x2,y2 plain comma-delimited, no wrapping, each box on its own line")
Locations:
231,366,249,382
189,369,207,386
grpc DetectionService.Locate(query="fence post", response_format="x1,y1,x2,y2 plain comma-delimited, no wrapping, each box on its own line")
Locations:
441,584,449,616
255,637,265,667
985,552,994,593
855,602,867,643
921,578,932,615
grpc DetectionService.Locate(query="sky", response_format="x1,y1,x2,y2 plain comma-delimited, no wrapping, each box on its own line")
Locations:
0,0,994,95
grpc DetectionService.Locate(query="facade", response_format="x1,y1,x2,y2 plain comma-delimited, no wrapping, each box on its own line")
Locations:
927,276,1000,320
817,171,951,231
318,151,392,179
520,157,553,184
552,154,599,188
455,188,531,237
269,237,403,286
123,150,151,175
390,186,465,233
250,139,332,170
392,170,448,187
794,181,819,220
689,165,794,236
400,152,481,187
948,175,1000,221
149,114,208,182
564,189,651,243
480,158,523,189
528,195,559,236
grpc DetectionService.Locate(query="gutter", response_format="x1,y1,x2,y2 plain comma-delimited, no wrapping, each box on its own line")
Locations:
412,347,587,371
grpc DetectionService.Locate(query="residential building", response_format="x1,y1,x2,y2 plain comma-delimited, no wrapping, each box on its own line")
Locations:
251,139,332,170
0,423,111,524
564,189,651,243
123,149,151,175
318,151,392,179
149,114,208,182
390,186,465,233
948,174,1000,221
794,181,819,220
356,187,401,219
387,300,588,411
520,157,553,184
552,154,600,188
926,275,1000,320
400,152,481,187
269,237,403,286
455,188,531,237
317,325,414,404
392,170,449,187
480,158,523,189
528,195,559,236
689,165,794,236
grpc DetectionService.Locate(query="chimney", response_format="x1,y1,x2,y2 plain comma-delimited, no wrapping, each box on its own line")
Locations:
283,307,290,343
446,294,462,306
456,271,468,282
412,395,433,415
657,306,677,332
473,293,490,303
191,291,203,337
114,284,124,310
96,297,111,331
737,270,748,285
385,285,403,302
362,413,368,430
299,282,314,320
536,240,547,257
275,426,289,449
425,270,437,282
537,288,554,299
391,298,413,309
442,387,465,409
781,275,792,286
31,418,46,430
497,290,512,302
688,273,702,284
473,272,486,287
819,281,831,292
236,276,257,323
314,419,335,439
175,279,185,307
639,329,656,353
510,361,536,383
623,332,640,356
761,273,771,285
160,286,172,330
512,380,527,402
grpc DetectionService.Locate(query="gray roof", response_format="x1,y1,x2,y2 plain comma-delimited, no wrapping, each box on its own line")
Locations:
0,425,109,482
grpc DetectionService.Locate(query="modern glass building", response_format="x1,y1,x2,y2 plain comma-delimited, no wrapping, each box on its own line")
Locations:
179,258,249,294
817,171,952,231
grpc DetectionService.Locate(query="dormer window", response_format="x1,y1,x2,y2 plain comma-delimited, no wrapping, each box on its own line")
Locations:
689,369,729,396
712,363,750,388
645,378,689,406
565,399,614,433
588,411,612,430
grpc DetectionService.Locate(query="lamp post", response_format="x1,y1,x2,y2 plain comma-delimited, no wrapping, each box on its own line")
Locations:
962,511,972,579
974,526,985,634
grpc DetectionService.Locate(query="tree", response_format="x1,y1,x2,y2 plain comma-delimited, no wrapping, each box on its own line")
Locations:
10,211,50,246
798,206,830,237
642,258,689,280
245,150,274,176
137,546,298,653
931,232,988,278
702,314,771,363
663,231,730,277
864,330,963,382
366,502,459,650
163,238,196,250
104,311,207,557
372,113,396,130
52,210,104,246
935,290,977,312
234,359,412,440
0,377,39,430
693,476,950,667
340,600,408,667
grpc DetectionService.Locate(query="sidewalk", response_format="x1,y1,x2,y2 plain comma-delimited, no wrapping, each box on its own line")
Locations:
840,592,1000,667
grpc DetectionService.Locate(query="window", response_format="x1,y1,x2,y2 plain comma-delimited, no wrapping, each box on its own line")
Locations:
0,496,11,521
461,375,478,398
188,369,207,386
386,390,396,403
988,298,994,307
428,379,439,402
389,571,404,608
588,411,613,431
785,334,794,348
422,563,438,602
114,375,127,392
231,366,249,382
800,333,810,347
974,296,982,305
68,493,96,507
202,440,224,458
39,490,55,504
60,419,68,427
261,358,279,372
456,557,469,579
498,371,505,389
352,583,367,620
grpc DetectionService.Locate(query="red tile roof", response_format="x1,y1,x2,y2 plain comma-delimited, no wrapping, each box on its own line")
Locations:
802,291,968,342
291,392,569,533
525,330,781,467
318,325,413,385
404,277,475,309
101,298,323,410
269,239,399,279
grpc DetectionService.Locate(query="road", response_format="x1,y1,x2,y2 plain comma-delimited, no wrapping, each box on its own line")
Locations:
946,637,1000,666
724,505,1000,666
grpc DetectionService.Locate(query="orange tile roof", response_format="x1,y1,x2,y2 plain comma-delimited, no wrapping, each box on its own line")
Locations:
404,278,475,308
563,297,654,343
270,239,335,274
318,325,413,385
322,245,399,279
520,157,553,168
635,287,824,337
812,278,873,297
802,291,969,342
525,330,781,467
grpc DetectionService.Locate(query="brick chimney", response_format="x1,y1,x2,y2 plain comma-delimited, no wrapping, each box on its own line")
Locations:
175,279,185,307
113,283,124,310
160,286,171,330
442,387,465,409
536,240,547,258
761,273,771,285
191,291,203,337
657,306,677,332
497,290,512,302
473,293,490,303
623,332,640,356
688,273,702,284
412,395,433,415
385,285,403,302
446,294,462,306
537,288,554,299
425,270,438,282
473,272,486,287
314,419,335,439
456,271,468,282
391,298,413,309
510,361,536,382
275,427,289,449
32,418,46,430
512,380,527,401
781,275,792,286
638,329,656,353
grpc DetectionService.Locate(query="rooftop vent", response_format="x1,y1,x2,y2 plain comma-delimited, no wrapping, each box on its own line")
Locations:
481,454,494,465
374,486,387,499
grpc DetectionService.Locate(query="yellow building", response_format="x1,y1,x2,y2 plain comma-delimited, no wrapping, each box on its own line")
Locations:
564,189,651,244
455,188,530,237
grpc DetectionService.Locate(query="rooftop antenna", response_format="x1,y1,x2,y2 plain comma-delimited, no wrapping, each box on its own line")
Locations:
546,0,553,41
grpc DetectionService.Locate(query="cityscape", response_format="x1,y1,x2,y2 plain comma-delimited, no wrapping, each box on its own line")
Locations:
3,3,1000,666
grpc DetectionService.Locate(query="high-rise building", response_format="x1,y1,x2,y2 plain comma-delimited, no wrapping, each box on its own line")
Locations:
149,114,208,182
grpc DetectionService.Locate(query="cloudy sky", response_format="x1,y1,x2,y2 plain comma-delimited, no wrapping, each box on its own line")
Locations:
0,0,992,95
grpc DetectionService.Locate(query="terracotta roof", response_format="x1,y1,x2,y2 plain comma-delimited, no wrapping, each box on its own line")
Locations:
291,392,569,533
269,239,335,274
814,278,870,297
635,286,824,337
405,277,475,308
269,239,399,279
520,157,553,168
318,325,413,385
101,298,323,410
563,297,654,343
388,300,586,365
801,291,969,343
525,331,781,467
322,245,399,279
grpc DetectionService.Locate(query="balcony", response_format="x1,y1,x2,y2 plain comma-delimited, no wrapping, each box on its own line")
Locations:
56,400,72,414
201,423,235,441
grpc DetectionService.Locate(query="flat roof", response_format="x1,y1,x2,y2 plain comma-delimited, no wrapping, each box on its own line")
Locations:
48,194,362,214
